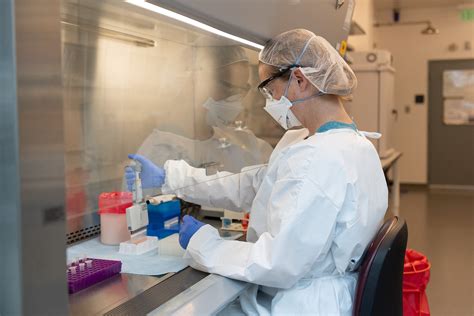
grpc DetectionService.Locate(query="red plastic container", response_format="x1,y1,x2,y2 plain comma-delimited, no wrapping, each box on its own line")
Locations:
98,192,133,214
403,249,431,316
98,192,133,245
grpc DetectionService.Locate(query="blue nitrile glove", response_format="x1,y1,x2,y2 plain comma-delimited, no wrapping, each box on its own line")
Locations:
179,215,206,249
125,154,166,190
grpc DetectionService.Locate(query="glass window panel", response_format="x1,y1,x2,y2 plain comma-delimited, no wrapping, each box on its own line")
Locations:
443,70,474,125
61,0,279,235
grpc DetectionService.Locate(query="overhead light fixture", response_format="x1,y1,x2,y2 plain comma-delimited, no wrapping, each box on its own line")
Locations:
374,20,439,35
125,0,264,50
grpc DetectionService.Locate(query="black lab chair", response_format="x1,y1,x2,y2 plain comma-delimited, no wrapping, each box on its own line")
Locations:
353,216,408,316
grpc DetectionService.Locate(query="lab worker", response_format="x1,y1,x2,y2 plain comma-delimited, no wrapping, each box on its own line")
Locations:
134,46,273,175
126,29,388,315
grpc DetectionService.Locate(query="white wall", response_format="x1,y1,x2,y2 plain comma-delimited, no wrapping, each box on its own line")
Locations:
374,6,474,183
348,0,375,51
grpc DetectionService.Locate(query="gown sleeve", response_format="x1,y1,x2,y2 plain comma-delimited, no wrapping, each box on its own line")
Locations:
161,160,268,212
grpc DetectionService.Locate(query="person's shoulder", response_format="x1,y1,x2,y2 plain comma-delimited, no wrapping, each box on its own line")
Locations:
274,141,321,179
279,132,357,178
274,141,349,204
284,131,339,157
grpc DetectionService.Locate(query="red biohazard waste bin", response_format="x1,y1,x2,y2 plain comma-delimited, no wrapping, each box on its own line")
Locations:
403,249,431,316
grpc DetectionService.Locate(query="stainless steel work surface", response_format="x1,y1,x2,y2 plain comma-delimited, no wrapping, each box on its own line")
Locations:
68,218,244,315
103,268,209,316
149,274,250,316
69,273,170,315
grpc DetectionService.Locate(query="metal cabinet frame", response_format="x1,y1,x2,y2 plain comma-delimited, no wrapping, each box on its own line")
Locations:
0,0,68,314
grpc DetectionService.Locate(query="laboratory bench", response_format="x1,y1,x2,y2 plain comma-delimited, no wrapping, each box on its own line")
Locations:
68,218,249,316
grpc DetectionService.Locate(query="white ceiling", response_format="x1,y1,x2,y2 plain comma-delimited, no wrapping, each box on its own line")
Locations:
374,0,471,10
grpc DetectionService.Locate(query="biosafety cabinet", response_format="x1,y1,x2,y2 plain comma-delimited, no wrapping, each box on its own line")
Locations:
345,50,397,158
1,0,355,315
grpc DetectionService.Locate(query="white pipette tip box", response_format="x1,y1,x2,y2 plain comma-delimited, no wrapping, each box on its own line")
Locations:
119,235,159,255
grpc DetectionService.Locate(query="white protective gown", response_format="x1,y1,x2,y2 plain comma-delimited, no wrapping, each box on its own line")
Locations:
162,127,388,315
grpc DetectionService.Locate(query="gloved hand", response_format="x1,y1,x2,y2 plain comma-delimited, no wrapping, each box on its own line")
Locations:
179,215,206,249
125,154,166,190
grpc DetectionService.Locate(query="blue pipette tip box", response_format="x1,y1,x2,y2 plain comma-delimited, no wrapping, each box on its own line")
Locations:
147,199,181,239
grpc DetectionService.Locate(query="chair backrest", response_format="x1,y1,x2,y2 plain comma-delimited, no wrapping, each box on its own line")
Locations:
353,216,408,316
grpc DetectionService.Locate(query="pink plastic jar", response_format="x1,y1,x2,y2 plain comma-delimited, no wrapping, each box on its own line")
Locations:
98,192,133,245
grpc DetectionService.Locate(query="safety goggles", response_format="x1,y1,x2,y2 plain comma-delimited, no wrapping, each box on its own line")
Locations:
257,65,300,100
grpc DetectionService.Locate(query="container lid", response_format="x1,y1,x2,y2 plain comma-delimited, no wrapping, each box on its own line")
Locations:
98,192,133,214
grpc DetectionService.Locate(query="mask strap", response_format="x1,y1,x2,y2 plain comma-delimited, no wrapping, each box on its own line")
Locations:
283,72,293,97
292,91,325,105
283,35,317,99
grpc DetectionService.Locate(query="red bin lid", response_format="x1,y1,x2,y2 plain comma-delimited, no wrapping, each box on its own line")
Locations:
98,192,133,214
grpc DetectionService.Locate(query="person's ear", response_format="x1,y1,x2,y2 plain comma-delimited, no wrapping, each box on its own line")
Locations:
292,68,309,92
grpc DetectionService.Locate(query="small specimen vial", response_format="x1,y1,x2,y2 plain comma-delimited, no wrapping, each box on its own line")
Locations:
69,266,77,275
